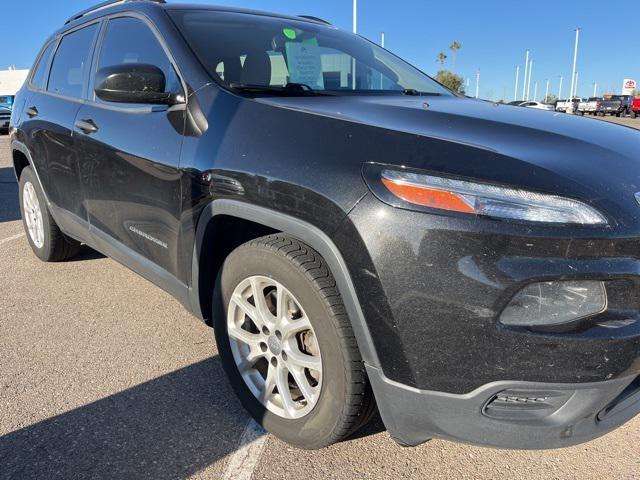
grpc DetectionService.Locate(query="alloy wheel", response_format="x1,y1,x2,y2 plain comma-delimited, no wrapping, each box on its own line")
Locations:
227,275,322,419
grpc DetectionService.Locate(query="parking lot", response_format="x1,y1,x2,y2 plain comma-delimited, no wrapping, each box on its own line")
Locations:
1,115,640,480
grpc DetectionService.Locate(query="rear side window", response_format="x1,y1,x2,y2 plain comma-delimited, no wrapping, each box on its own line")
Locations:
30,42,56,90
47,24,98,98
95,17,181,101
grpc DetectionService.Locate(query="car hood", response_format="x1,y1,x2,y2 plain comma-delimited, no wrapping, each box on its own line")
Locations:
258,95,640,230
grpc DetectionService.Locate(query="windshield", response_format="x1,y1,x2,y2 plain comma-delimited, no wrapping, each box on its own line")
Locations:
169,10,451,96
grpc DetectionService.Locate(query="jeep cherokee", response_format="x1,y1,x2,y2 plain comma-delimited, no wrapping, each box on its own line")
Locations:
10,0,640,450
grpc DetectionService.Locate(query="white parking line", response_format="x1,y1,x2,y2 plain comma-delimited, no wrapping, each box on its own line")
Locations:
0,232,25,245
222,418,268,480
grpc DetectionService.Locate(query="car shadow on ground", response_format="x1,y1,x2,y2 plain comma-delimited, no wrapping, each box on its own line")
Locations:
0,167,20,223
0,357,252,480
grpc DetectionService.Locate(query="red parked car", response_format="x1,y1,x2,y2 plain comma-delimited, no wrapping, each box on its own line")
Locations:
631,98,640,118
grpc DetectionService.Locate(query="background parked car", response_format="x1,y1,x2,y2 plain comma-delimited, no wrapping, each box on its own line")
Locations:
610,95,634,116
0,105,11,133
519,101,554,111
631,98,640,119
576,97,622,117
556,97,582,112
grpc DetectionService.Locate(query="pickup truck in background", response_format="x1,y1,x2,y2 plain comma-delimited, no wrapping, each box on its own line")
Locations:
556,98,582,112
610,95,634,116
577,97,622,116
631,98,640,118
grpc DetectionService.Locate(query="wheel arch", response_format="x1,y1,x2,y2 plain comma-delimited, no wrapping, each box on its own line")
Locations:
11,140,33,181
190,199,381,369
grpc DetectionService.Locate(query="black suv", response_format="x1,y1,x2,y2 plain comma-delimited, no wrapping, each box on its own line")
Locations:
11,0,640,450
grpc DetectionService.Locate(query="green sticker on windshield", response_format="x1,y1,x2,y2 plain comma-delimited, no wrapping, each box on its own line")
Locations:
283,28,297,40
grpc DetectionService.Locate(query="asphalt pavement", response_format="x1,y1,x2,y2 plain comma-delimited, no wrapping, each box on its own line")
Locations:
1,115,640,480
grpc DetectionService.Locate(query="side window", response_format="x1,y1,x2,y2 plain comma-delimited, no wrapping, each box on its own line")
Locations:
96,17,181,101
30,41,56,90
47,24,98,98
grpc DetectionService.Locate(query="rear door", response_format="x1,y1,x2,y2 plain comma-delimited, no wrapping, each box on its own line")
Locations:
74,15,185,279
21,22,100,226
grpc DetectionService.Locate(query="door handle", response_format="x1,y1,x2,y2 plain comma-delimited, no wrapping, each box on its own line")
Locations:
75,119,98,134
25,106,38,118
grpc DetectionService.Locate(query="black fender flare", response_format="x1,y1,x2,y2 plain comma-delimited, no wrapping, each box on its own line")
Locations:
189,199,381,369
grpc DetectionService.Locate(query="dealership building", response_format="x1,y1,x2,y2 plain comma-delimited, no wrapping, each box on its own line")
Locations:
0,68,29,108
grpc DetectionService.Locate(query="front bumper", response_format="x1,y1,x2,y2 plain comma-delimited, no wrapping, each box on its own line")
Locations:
339,194,640,394
369,366,640,448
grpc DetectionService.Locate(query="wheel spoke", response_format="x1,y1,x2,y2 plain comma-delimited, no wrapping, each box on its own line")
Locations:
275,365,296,416
280,314,313,338
230,293,264,330
262,364,276,403
250,277,274,328
288,365,318,404
228,323,262,347
237,347,267,372
286,347,321,371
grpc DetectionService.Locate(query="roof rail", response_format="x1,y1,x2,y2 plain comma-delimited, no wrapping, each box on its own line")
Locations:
65,0,166,25
297,15,332,26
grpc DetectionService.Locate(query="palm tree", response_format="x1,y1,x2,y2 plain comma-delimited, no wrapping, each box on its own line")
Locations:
449,41,462,72
436,52,447,66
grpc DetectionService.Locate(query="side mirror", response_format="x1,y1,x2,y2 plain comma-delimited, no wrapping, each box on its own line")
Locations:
94,63,180,105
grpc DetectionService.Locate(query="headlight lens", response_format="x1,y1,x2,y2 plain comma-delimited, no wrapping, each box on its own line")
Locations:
500,280,607,327
380,169,607,225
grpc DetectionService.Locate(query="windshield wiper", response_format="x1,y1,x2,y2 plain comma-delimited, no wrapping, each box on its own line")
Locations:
229,83,333,96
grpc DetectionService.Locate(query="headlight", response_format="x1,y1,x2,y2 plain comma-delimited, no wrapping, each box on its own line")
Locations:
500,280,607,327
379,169,607,225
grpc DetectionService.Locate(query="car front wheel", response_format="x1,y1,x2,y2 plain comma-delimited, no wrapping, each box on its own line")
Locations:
214,234,375,449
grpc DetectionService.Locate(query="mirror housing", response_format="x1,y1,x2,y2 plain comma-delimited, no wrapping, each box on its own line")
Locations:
94,63,181,105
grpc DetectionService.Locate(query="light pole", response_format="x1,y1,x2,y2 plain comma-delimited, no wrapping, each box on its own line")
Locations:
475,68,480,99
574,71,579,98
592,82,597,97
353,0,357,33
533,82,538,102
526,59,533,101
568,28,580,113
380,32,385,89
545,78,550,103
558,75,563,99
522,49,529,100
514,65,520,101
352,0,357,90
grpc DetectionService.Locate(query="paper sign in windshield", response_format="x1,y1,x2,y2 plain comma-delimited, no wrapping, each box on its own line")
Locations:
285,42,324,89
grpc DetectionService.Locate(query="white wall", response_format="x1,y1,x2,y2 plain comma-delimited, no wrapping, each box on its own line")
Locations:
0,69,29,96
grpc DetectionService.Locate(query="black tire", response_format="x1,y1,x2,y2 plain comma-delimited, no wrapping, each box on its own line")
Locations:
631,111,637,119
213,234,375,449
18,166,81,262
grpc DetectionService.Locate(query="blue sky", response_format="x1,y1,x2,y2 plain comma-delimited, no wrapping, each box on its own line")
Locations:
4,0,638,100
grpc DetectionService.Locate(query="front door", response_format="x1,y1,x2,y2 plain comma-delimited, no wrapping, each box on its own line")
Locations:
74,15,185,279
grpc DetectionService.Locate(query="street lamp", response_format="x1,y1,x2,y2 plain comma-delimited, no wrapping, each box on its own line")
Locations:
526,59,533,101
522,50,529,100
545,78,550,103
568,28,580,113
558,75,563,100
514,65,520,101
352,0,357,90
